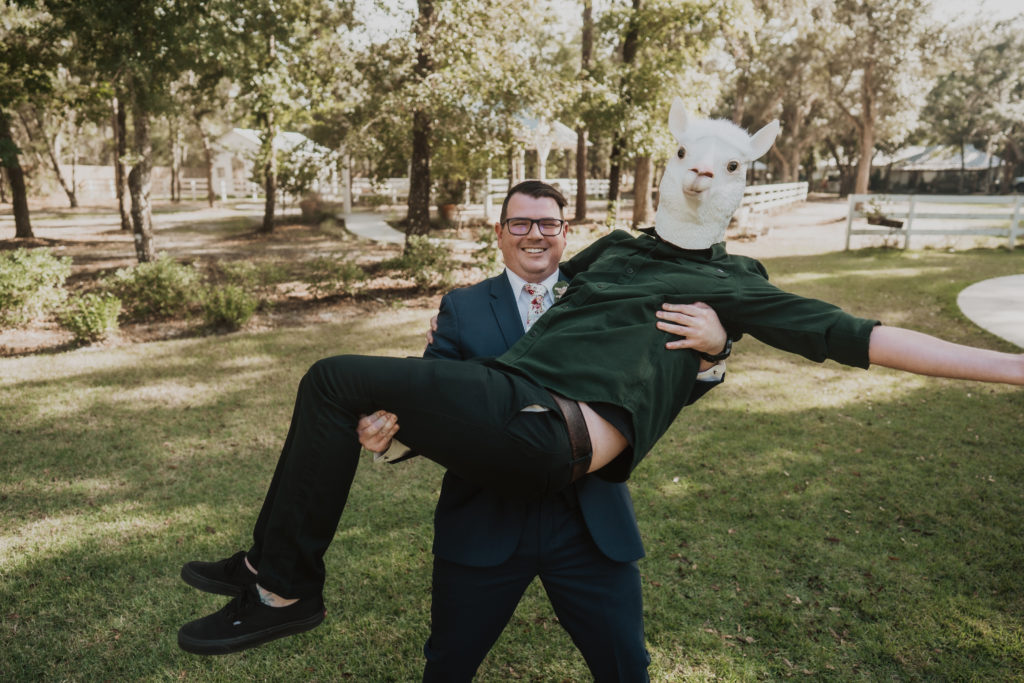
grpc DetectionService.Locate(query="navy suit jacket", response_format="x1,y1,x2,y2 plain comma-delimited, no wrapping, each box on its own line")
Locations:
424,272,717,566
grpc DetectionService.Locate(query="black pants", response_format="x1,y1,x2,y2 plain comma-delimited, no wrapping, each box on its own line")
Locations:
246,355,577,598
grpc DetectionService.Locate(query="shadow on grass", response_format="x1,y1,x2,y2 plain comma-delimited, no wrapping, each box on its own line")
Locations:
632,345,1024,680
1,312,445,679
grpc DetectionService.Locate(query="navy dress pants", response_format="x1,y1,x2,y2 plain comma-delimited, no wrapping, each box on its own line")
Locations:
245,355,575,599
423,493,649,682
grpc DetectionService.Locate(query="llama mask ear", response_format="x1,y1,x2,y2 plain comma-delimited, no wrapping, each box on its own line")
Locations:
749,120,780,160
667,97,690,142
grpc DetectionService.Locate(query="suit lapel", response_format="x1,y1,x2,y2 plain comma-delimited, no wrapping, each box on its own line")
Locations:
488,275,525,348
488,271,568,348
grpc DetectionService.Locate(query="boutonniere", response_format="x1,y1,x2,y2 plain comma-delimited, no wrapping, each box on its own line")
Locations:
552,281,568,300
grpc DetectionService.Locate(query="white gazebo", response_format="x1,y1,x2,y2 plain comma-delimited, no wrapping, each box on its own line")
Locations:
480,117,580,220
511,116,579,183
212,128,334,199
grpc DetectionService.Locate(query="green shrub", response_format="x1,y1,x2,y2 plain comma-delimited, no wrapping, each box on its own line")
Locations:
201,284,257,330
59,293,122,344
306,256,366,298
214,260,290,297
473,229,501,276
356,193,394,208
0,248,72,325
104,254,202,320
388,235,455,290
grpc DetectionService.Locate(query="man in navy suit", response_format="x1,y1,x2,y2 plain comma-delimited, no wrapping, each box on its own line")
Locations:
360,180,729,681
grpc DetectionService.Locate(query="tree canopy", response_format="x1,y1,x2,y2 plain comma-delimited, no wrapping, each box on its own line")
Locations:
3,0,1023,247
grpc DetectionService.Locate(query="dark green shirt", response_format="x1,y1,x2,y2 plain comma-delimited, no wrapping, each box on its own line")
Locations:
495,229,878,480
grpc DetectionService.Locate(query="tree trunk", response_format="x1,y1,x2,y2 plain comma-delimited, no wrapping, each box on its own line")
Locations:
260,110,277,233
407,109,432,238
196,115,215,207
112,96,132,231
574,128,588,222
853,64,875,195
573,0,593,223
406,0,435,240
0,109,34,238
170,116,183,203
23,109,79,208
608,135,624,205
607,0,639,211
128,90,156,263
259,32,279,233
631,155,653,228
0,167,8,204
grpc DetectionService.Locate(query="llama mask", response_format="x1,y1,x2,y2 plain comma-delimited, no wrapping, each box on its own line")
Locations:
654,98,780,250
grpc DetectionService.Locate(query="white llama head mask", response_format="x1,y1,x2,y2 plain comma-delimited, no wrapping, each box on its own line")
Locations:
654,98,780,250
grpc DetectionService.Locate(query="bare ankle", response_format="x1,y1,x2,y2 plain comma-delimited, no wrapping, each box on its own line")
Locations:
256,584,299,608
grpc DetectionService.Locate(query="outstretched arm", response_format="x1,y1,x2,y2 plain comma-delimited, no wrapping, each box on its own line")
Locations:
869,326,1024,385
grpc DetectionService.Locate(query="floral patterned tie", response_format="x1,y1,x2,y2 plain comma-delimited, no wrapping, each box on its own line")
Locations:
524,283,548,329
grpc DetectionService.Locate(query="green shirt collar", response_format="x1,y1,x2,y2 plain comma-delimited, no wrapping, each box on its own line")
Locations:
637,227,727,261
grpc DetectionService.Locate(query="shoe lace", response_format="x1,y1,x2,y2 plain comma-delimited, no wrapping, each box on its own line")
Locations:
226,585,258,622
223,552,244,574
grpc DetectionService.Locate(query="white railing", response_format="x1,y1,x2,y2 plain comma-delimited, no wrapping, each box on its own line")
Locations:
740,182,808,212
845,193,1023,250
730,182,808,235
350,177,410,203
485,178,610,200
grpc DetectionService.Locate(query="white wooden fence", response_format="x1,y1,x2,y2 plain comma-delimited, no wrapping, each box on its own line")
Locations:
740,182,808,212
845,193,1024,250
350,177,410,203
729,182,809,235
483,178,611,201
73,175,252,201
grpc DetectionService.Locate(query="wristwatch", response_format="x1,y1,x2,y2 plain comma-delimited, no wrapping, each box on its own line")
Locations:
698,338,732,363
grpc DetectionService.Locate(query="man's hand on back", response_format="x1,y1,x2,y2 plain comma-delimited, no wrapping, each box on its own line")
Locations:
425,315,439,346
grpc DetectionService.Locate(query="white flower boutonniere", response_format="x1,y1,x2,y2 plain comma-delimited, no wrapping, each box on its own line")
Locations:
553,281,569,301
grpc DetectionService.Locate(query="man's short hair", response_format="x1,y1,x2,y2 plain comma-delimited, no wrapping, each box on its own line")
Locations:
499,180,567,224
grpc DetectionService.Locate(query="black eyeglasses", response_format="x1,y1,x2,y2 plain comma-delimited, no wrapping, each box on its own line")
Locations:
502,217,566,236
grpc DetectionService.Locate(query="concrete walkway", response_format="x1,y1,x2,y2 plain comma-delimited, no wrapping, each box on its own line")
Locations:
957,275,1024,349
343,210,480,250
344,211,405,245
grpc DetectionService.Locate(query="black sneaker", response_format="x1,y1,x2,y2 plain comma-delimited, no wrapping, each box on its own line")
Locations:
177,584,326,655
181,551,256,597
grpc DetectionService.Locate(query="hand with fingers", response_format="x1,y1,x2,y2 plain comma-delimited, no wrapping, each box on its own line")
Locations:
656,301,729,361
425,315,439,346
357,410,400,456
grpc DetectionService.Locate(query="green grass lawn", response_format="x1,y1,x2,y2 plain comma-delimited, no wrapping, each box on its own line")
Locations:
2,246,1022,681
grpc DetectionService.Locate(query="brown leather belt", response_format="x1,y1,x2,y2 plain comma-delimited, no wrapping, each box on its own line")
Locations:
549,392,592,484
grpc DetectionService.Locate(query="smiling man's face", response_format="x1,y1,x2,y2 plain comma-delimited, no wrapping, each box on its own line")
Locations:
495,193,568,283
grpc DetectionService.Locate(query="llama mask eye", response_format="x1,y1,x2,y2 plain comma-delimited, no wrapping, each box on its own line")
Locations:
727,161,740,172
676,147,686,159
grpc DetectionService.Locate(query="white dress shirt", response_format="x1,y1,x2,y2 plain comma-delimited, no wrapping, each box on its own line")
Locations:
505,268,563,331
